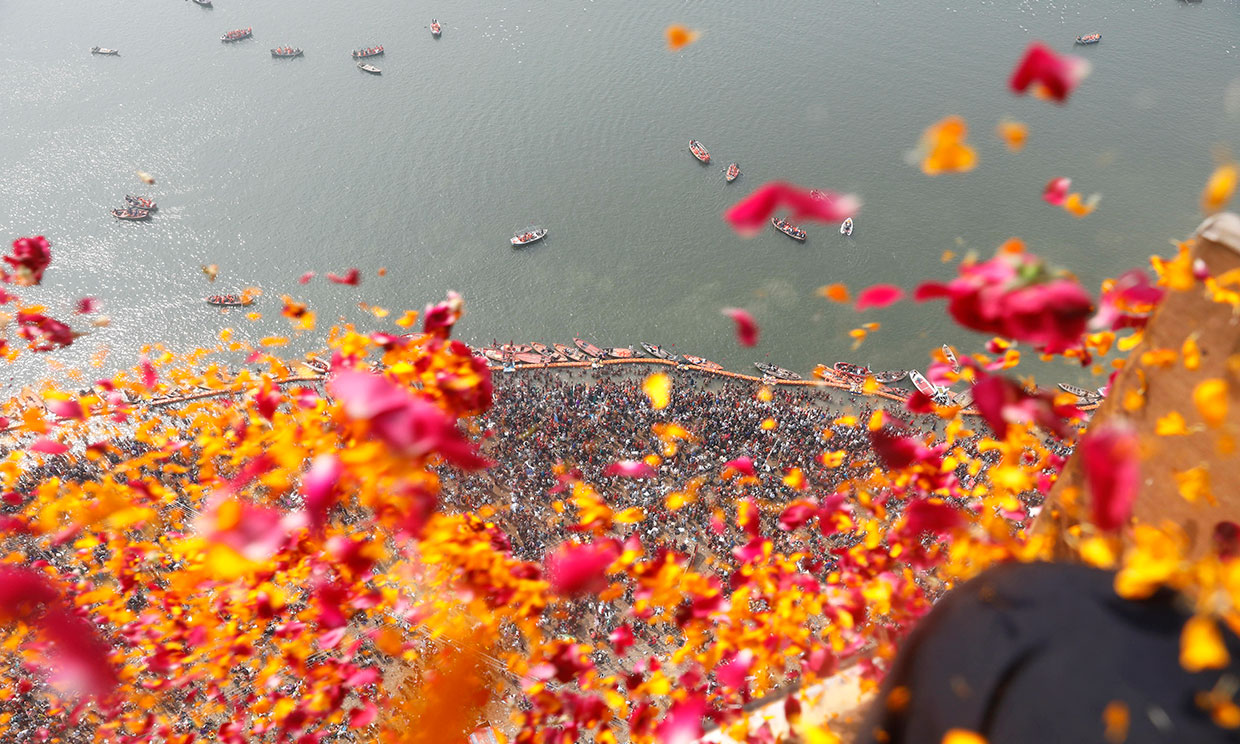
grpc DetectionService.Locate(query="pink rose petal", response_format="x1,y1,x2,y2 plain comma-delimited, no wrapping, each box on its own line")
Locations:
721,308,759,347
854,284,905,311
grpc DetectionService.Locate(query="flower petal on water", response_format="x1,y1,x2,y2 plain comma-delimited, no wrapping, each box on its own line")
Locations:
855,284,905,311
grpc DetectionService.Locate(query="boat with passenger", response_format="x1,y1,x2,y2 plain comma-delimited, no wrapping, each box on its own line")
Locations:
682,355,722,371
431,19,442,37
909,370,937,397
221,28,253,43
771,217,807,241
1075,33,1101,44
725,163,740,183
352,46,384,59
482,348,505,362
689,140,710,163
357,63,382,74
573,337,606,359
942,344,959,371
193,0,212,6
500,343,533,354
206,294,254,307
511,227,548,246
833,362,871,380
531,342,565,361
608,347,639,359
754,362,801,380
91,47,120,55
874,370,908,384
513,351,545,364
1057,383,1094,399
554,343,586,362
271,47,303,58
839,217,853,236
952,390,974,408
641,343,678,362
111,208,150,220
125,195,157,211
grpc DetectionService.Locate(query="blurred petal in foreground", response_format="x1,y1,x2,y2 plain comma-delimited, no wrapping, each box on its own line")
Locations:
724,182,859,236
911,116,977,175
1009,43,1090,103
1202,163,1238,214
997,119,1028,151
721,307,759,346
666,25,699,51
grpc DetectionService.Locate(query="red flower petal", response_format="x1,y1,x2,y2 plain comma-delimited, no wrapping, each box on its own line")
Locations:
302,454,343,532
604,460,656,478
1043,177,1071,206
73,297,98,314
1082,422,1140,531
725,182,860,236
545,539,620,596
854,284,905,311
298,271,315,284
655,695,707,744
349,701,378,729
327,268,361,285
723,456,755,477
29,438,69,455
721,308,759,347
1009,43,1090,103
46,399,84,421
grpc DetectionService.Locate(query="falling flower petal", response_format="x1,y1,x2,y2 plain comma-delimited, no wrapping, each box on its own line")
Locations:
997,120,1028,151
302,454,343,532
29,438,69,455
721,307,759,347
912,116,978,175
1194,378,1228,428
201,264,219,282
545,539,619,596
1202,163,1238,214
817,283,850,303
46,398,85,421
1181,615,1230,672
643,373,672,409
855,284,905,311
136,170,155,184
724,182,859,236
723,456,755,477
1043,177,1071,206
1082,422,1139,532
655,695,707,744
605,460,656,478
1009,43,1090,103
1063,192,1101,217
327,268,361,285
665,25,699,50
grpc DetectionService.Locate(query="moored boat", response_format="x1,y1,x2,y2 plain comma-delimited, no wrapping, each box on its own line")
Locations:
754,362,801,380
839,217,853,236
682,355,722,370
111,208,150,220
725,163,740,183
833,362,871,380
430,19,442,37
873,370,908,384
271,47,303,58
641,343,678,362
352,46,384,59
482,348,506,362
193,0,212,6
125,195,157,210
206,294,254,307
531,342,565,361
942,344,959,372
91,47,120,55
689,139,710,163
513,351,545,365
500,343,533,354
1075,33,1101,44
511,227,548,246
608,347,638,359
1057,383,1094,398
909,370,937,397
952,390,974,408
221,28,253,43
357,63,381,74
573,337,606,359
772,217,806,241
554,343,586,362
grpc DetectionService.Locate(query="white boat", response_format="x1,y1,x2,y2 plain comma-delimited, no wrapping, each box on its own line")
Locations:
942,344,959,372
511,227,548,246
91,47,120,55
357,63,382,74
431,19,442,37
839,217,853,235
909,370,937,397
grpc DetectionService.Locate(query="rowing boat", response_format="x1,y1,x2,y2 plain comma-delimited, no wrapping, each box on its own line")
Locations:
725,163,740,183
271,47,303,58
352,46,384,58
513,351,545,364
112,208,150,220
500,343,532,354
482,349,505,362
431,19,442,37
357,63,381,74
771,217,806,241
554,343,585,362
221,28,253,43
125,195,157,210
511,227,548,246
91,47,120,55
833,362,871,380
909,370,937,397
608,347,638,359
942,344,959,372
839,217,853,236
641,342,678,361
689,139,710,163
754,362,801,380
1075,33,1101,44
1057,383,1094,398
573,337,606,358
682,355,722,370
874,370,908,384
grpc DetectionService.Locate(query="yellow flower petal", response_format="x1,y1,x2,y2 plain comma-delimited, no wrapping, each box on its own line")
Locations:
642,372,671,410
1182,615,1230,672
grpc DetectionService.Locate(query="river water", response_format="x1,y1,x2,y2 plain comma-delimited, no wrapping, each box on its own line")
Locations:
0,0,1237,384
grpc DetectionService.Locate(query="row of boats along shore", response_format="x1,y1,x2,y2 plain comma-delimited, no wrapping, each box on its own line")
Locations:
93,20,444,76
688,140,853,241
476,339,1109,407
